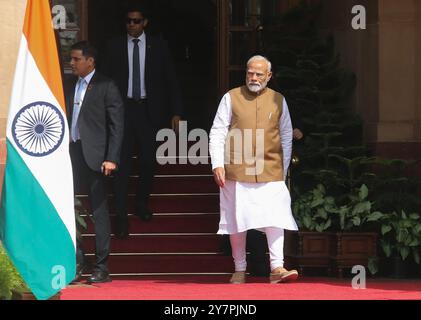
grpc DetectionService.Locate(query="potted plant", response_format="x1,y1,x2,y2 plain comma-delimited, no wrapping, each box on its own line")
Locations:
331,184,382,277
361,158,421,278
288,184,337,275
379,210,421,278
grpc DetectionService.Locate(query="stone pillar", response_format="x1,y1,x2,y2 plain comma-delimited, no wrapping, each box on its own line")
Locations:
0,0,26,196
414,1,421,142
319,0,421,159
0,0,26,137
378,0,415,142
374,0,420,158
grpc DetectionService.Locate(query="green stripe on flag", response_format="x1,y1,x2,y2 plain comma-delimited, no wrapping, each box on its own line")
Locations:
0,139,75,300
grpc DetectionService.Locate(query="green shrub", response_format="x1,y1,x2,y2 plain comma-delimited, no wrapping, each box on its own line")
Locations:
380,211,421,264
0,243,27,300
293,184,334,232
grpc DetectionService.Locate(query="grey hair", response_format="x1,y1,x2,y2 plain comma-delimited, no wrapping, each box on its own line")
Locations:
247,55,272,72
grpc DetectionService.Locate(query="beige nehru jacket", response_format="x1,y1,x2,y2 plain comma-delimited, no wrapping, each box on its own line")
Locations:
224,86,284,183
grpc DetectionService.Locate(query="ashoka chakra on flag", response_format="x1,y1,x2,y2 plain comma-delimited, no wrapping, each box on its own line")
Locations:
12,101,65,157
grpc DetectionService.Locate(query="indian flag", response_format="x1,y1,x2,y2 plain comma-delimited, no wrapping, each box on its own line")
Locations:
0,0,76,300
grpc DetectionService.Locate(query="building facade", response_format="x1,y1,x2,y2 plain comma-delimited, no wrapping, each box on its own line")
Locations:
1,0,420,178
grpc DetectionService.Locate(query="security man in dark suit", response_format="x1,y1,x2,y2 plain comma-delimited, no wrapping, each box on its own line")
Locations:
66,41,124,283
102,3,183,238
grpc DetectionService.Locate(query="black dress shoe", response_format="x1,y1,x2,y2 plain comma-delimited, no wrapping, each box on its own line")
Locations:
137,206,153,222
115,218,129,239
71,263,86,283
88,270,112,283
115,228,129,239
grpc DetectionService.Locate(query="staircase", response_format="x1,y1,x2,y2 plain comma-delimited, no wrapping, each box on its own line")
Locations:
78,156,234,277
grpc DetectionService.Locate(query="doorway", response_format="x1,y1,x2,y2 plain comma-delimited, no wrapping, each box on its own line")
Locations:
88,0,218,131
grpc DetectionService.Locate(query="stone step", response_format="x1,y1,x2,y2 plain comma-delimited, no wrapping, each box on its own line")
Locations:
78,194,219,214
81,233,225,254
83,213,219,234
82,254,234,274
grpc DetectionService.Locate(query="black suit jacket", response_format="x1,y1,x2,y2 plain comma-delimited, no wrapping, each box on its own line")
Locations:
65,71,124,172
102,33,183,127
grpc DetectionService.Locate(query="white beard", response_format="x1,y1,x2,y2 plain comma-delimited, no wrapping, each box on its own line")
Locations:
247,80,268,93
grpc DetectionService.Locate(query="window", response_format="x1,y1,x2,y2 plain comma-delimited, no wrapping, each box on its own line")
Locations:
51,0,88,73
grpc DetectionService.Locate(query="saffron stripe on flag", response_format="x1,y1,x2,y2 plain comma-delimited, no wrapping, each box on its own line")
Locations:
23,0,65,110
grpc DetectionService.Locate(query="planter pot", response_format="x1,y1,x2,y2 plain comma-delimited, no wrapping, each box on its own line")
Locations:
331,232,378,278
285,231,336,276
11,290,61,300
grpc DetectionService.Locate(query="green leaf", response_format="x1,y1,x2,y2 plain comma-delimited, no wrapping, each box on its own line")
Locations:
397,229,409,243
409,213,420,220
315,224,324,232
316,184,326,193
75,214,87,229
400,247,410,260
303,216,313,230
339,205,350,215
352,202,370,215
368,257,379,275
316,208,328,219
359,184,368,200
414,224,421,233
381,225,392,235
325,204,338,213
311,198,324,208
382,243,392,257
366,211,383,222
402,220,413,229
409,238,419,247
325,197,335,205
352,216,361,226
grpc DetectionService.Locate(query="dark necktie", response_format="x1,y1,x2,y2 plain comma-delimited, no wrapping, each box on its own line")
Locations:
132,38,141,101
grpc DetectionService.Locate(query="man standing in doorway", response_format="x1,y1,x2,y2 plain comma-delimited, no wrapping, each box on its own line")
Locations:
66,41,124,283
209,55,299,284
103,3,183,238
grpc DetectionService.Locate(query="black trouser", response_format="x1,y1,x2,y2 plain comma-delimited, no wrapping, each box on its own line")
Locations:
70,141,110,273
114,99,157,221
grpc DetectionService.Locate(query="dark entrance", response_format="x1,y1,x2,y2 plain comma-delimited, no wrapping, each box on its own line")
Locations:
88,0,218,131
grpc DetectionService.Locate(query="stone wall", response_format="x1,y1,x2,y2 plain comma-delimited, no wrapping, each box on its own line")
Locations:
318,0,379,142
318,0,421,159
0,0,26,196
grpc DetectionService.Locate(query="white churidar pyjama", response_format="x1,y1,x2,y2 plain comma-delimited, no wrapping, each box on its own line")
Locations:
230,228,285,271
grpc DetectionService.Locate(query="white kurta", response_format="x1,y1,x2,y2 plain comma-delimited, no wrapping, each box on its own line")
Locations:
209,92,298,234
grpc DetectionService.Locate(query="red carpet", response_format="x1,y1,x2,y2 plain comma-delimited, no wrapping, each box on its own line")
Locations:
61,276,421,300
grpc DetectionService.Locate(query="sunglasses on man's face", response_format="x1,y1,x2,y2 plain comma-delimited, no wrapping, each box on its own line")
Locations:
126,18,144,25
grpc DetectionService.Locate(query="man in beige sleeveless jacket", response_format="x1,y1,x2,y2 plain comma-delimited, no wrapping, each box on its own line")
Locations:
209,55,299,284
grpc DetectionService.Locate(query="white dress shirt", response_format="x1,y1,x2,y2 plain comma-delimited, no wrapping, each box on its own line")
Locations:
74,69,95,107
71,69,95,142
209,91,298,234
127,32,147,99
